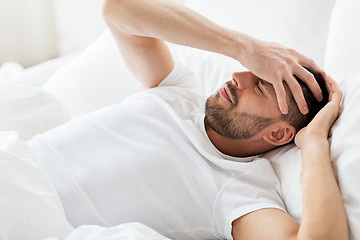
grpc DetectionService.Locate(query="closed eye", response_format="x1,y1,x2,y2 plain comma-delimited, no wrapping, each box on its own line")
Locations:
256,80,265,95
257,79,271,100
257,82,264,94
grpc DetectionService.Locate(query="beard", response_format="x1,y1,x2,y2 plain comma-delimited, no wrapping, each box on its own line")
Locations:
205,82,273,140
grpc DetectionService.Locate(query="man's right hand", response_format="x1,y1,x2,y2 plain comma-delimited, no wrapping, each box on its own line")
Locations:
238,36,324,115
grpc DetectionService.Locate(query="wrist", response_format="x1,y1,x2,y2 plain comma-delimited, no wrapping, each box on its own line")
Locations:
300,137,330,151
222,30,252,62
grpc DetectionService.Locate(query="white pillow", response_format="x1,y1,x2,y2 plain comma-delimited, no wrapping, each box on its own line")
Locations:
331,73,360,240
324,0,360,81
184,0,336,68
0,83,69,140
264,73,360,240
43,31,139,118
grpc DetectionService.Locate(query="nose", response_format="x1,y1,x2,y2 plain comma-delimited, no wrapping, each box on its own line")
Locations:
232,71,256,91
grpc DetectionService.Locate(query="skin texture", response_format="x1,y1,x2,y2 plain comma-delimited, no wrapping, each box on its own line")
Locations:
102,0,349,239
205,76,277,140
239,39,324,114
204,71,297,157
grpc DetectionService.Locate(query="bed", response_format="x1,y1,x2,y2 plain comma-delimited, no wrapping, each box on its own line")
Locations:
1,0,360,239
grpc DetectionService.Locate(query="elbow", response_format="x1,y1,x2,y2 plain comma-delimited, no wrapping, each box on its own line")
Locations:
102,0,112,20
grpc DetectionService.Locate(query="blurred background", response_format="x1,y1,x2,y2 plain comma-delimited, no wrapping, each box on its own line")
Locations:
0,0,106,68
0,0,187,68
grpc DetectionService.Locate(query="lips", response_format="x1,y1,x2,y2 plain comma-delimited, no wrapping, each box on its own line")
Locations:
219,86,232,103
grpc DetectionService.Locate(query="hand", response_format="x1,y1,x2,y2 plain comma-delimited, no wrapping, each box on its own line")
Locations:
294,74,342,149
239,36,324,115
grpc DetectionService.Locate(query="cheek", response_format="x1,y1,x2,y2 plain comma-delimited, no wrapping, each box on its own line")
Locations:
235,95,278,117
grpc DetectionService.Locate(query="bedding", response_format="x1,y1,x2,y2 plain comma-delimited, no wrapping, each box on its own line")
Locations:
62,223,171,240
0,131,73,240
1,0,360,239
0,68,69,140
263,73,360,239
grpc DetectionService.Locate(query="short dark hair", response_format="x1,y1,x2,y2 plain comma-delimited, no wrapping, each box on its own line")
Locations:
281,68,329,132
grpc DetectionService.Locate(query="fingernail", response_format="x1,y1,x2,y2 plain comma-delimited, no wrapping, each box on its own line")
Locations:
319,93,323,101
282,108,288,114
303,106,309,114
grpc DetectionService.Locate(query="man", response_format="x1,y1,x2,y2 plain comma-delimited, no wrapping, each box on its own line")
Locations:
27,0,348,239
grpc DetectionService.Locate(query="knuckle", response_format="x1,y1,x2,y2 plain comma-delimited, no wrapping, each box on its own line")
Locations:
277,62,287,71
308,58,316,66
272,71,282,80
288,48,298,56
284,57,293,64
303,71,314,82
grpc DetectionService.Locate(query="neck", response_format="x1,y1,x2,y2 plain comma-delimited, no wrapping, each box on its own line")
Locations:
204,120,274,158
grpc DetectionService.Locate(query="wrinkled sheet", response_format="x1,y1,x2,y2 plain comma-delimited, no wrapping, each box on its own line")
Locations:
0,131,73,240
0,129,172,240
48,223,171,240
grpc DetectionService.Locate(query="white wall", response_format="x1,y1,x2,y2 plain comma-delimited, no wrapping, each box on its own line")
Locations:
0,0,106,67
0,0,57,67
52,0,106,56
0,0,185,67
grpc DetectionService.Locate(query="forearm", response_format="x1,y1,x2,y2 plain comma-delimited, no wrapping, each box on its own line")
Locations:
102,0,249,61
297,138,348,240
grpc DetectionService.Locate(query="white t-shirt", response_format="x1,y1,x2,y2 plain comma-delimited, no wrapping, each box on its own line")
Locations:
28,63,285,240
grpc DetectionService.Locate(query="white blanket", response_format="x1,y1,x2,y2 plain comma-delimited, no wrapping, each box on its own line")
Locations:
0,128,172,240
0,64,172,240
0,131,73,240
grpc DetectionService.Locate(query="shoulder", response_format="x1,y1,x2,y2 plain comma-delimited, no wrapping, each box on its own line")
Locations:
158,61,201,90
127,62,205,116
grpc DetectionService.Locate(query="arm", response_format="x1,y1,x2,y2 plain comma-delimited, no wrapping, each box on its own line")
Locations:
232,76,349,240
102,0,322,113
294,75,348,239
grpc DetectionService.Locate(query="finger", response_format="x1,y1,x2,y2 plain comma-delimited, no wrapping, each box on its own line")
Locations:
298,54,323,75
284,74,308,115
325,76,342,102
323,72,337,87
329,81,342,104
272,81,289,114
294,65,323,102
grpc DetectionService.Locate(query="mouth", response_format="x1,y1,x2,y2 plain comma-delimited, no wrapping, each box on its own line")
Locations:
219,85,233,103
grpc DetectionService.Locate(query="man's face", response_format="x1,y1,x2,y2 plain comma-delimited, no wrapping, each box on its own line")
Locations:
205,71,283,140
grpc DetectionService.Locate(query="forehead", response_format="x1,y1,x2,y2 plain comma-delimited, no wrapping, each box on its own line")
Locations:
246,74,281,117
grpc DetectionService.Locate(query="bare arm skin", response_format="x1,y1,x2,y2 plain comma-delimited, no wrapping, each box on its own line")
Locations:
232,76,349,240
295,76,348,240
102,0,323,114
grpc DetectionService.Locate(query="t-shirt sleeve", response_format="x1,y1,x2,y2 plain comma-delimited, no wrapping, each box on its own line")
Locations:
158,61,201,90
215,158,287,240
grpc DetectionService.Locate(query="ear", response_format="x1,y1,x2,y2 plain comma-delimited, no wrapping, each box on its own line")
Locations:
263,122,296,146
